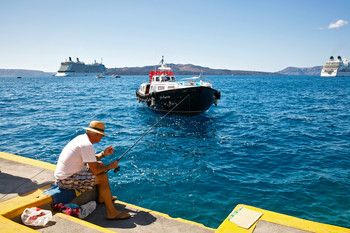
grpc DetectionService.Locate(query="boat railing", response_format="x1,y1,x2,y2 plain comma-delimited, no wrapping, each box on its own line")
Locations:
324,63,340,69
178,76,212,87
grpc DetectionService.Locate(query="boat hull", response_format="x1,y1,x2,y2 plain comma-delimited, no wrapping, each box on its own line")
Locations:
321,71,350,77
55,72,107,77
136,86,220,116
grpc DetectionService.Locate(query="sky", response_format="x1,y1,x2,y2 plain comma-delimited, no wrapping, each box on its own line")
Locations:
0,0,349,72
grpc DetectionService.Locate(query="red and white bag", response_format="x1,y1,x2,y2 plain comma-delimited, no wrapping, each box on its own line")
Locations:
21,207,52,226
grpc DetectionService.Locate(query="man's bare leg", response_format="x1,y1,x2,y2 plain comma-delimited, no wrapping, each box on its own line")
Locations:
95,173,130,219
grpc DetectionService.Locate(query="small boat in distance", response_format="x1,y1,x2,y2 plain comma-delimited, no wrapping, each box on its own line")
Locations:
112,74,121,78
96,74,105,78
321,56,350,77
136,56,221,116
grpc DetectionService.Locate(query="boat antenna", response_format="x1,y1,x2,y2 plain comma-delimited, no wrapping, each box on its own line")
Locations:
113,94,190,173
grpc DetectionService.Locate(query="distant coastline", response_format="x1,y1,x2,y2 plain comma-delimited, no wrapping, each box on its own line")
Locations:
0,69,55,77
107,64,278,76
0,64,322,77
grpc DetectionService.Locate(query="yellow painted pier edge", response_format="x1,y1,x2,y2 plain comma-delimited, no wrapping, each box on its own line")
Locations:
216,204,350,233
1,151,349,233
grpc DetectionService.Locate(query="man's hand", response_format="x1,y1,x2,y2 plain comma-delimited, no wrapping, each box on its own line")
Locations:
109,160,119,169
104,145,114,156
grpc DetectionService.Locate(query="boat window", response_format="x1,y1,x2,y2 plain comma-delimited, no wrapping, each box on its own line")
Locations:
162,76,170,82
145,84,150,94
324,63,340,69
168,86,175,89
158,86,165,91
156,77,160,82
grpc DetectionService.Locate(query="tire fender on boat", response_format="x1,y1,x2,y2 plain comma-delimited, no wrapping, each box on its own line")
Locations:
214,91,221,105
215,91,221,100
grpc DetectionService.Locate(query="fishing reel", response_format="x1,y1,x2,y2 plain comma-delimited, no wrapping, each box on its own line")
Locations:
114,166,120,173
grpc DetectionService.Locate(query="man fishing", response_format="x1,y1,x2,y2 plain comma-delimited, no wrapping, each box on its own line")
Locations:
54,120,130,220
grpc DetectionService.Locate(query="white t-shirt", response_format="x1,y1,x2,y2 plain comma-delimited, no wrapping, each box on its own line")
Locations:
54,134,97,180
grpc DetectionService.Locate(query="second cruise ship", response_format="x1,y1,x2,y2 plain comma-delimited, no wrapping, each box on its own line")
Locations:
321,56,350,77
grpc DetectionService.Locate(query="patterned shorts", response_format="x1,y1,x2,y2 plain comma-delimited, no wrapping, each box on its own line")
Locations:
56,171,96,190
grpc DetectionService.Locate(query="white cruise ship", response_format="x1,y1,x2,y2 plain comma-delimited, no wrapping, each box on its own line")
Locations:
321,56,350,77
55,57,107,77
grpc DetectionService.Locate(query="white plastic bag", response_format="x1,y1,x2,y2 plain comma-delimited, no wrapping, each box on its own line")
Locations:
79,201,96,219
21,207,52,226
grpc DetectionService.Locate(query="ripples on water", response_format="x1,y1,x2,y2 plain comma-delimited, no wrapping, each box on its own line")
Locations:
0,75,349,228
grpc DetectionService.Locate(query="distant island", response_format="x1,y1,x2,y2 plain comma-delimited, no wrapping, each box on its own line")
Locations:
0,69,55,77
0,64,323,77
107,64,278,76
278,66,323,76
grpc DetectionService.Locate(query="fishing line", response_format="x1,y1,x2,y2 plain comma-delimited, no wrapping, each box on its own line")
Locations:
113,94,189,173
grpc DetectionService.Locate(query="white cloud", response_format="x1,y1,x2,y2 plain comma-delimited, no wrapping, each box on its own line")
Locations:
328,19,348,29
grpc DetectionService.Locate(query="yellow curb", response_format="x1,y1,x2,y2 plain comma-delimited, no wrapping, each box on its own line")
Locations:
0,185,53,233
115,200,152,213
0,185,53,218
215,204,350,233
0,215,38,233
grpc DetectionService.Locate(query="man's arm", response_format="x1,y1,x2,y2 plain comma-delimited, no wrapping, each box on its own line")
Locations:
96,152,105,161
88,161,119,175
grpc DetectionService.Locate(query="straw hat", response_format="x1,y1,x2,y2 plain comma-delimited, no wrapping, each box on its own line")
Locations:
84,121,108,136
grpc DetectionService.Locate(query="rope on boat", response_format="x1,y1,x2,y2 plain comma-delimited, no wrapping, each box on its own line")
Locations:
113,94,190,173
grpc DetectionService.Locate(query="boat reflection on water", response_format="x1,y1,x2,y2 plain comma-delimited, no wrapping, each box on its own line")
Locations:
137,109,217,139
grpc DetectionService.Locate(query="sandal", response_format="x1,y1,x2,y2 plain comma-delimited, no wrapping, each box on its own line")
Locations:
107,212,130,220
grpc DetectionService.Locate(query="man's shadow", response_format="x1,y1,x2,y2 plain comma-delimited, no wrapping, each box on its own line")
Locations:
0,172,53,200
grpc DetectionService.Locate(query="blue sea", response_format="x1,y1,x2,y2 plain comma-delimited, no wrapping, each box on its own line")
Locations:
0,75,349,229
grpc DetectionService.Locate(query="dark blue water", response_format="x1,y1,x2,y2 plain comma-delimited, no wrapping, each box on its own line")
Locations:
1,75,349,229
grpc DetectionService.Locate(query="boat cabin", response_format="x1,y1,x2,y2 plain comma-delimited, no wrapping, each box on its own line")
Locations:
138,56,213,96
139,83,151,95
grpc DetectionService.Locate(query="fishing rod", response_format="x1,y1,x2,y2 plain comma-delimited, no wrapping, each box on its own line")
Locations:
113,94,190,173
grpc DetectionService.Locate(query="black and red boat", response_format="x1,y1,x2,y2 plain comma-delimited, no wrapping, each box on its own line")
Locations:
136,57,220,116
